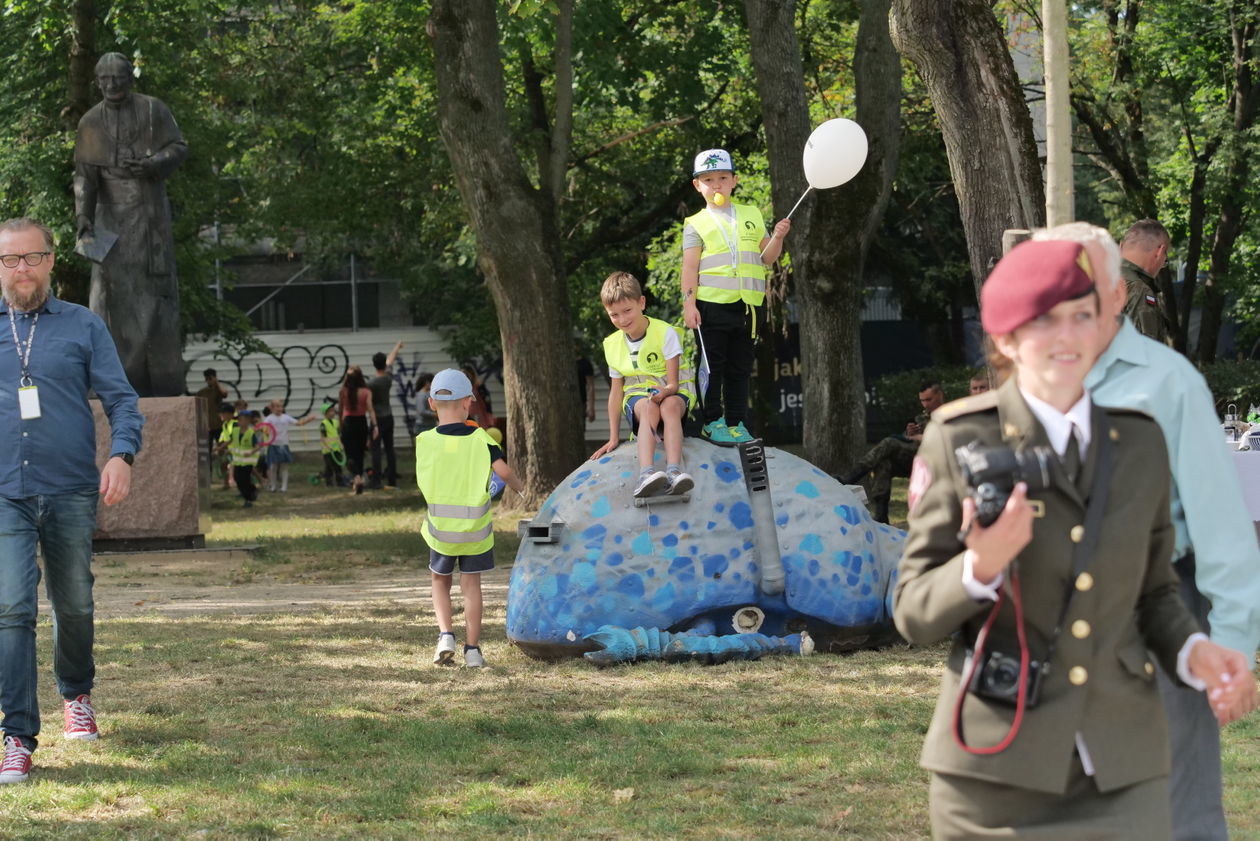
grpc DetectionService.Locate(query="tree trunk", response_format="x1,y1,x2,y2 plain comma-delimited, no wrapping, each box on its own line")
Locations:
1198,14,1260,363
66,0,95,128
428,0,585,506
891,0,1044,298
744,0,900,471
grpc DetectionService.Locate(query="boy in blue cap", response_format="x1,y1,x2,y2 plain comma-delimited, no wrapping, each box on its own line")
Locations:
681,148,791,444
416,369,522,668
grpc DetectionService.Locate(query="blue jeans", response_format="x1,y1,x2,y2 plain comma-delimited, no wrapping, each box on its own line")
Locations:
0,492,99,748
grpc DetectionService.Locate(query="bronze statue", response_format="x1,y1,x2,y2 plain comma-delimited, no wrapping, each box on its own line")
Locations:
74,52,188,397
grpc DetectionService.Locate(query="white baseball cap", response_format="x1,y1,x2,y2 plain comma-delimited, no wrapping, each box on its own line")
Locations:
430,368,473,401
693,148,734,176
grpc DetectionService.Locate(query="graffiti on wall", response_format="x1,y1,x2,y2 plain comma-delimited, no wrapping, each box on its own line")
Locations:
186,343,502,438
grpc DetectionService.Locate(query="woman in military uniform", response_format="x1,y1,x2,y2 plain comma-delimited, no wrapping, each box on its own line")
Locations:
893,239,1255,840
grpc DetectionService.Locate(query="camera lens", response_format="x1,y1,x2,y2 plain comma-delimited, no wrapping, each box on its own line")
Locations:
991,660,1019,690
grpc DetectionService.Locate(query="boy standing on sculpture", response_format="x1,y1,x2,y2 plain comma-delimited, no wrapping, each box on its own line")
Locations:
591,272,695,499
680,148,790,444
416,369,522,668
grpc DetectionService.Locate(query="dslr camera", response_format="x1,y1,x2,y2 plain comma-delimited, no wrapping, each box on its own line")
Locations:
966,648,1045,707
954,441,1053,527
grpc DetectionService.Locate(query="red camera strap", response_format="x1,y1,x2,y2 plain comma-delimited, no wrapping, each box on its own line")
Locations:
951,570,1030,754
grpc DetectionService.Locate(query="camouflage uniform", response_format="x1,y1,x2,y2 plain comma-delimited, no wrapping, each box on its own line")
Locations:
854,411,930,499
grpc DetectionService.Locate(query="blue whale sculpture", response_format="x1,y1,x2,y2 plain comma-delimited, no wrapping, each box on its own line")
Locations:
507,439,906,660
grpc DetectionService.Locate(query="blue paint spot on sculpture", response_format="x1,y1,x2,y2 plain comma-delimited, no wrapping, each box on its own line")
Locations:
615,574,645,599
795,481,820,499
507,439,907,659
631,533,653,556
703,554,729,578
835,505,860,525
570,470,592,488
729,502,753,529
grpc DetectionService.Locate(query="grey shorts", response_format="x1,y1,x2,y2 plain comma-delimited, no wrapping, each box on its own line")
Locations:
624,393,690,433
429,547,495,576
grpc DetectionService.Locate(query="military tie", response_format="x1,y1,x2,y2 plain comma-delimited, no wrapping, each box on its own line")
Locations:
1062,426,1081,484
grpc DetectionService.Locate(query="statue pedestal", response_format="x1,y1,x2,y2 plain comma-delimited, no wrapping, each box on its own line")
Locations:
93,396,208,550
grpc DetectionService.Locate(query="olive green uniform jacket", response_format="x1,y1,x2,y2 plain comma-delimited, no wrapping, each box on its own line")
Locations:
1121,259,1169,344
893,378,1202,795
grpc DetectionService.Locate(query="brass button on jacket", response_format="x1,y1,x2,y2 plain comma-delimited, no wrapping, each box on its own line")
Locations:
1069,666,1088,685
1076,572,1094,591
1071,620,1091,639
1070,525,1085,543
1145,662,1155,676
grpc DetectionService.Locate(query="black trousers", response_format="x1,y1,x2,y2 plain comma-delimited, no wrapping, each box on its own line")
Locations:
369,415,397,486
697,300,760,425
341,415,369,478
233,465,257,502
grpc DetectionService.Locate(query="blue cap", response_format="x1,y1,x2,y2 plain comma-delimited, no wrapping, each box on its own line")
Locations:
430,368,473,401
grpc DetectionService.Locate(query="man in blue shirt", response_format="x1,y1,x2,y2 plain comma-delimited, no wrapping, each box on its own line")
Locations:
1037,223,1260,841
0,218,143,784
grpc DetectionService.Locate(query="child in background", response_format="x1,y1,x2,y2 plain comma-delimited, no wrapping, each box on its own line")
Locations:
680,147,790,444
214,402,237,489
264,398,318,492
318,402,345,487
416,369,523,668
590,271,695,499
228,410,264,508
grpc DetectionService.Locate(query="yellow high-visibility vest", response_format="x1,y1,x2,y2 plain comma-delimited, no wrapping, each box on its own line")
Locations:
416,427,496,556
603,316,696,413
320,417,343,454
228,426,261,466
686,203,767,306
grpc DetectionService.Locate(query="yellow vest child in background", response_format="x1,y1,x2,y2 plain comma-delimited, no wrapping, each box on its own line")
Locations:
680,147,791,445
416,368,523,669
590,271,696,500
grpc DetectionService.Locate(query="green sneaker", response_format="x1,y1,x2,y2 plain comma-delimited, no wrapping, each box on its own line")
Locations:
728,422,755,443
701,418,737,444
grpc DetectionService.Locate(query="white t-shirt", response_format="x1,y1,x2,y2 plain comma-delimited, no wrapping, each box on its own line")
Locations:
608,327,682,379
265,413,299,446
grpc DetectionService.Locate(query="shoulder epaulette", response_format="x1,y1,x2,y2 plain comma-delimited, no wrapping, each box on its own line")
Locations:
932,391,999,423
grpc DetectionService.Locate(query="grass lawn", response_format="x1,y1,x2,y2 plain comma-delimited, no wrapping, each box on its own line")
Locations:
3,454,1256,840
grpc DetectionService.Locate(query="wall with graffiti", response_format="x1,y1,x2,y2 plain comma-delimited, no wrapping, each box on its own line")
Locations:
183,328,506,452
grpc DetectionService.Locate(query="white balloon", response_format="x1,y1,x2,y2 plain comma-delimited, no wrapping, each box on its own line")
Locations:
802,118,868,189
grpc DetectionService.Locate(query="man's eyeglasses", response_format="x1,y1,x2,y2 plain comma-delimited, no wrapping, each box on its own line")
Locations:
0,252,52,268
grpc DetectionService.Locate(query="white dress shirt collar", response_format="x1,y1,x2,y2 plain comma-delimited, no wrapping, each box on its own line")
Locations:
1018,386,1092,457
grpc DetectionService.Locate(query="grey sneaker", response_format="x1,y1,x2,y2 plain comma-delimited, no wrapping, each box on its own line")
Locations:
464,646,485,668
667,470,694,496
633,470,669,498
433,633,457,666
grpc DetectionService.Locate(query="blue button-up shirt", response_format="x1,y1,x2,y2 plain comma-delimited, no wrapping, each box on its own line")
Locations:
1086,318,1260,657
0,294,143,497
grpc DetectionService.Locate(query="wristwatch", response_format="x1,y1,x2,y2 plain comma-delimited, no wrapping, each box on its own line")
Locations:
111,452,135,466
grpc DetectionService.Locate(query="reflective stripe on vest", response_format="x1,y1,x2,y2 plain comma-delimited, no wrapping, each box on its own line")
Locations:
415,427,496,556
228,428,260,465
603,316,696,413
686,204,767,305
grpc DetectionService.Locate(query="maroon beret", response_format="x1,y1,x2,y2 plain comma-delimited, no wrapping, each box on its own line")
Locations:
980,240,1096,334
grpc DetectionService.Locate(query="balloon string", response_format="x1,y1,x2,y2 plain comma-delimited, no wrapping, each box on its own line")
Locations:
759,186,812,259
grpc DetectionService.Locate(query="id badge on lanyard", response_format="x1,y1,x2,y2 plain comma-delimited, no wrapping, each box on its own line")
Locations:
8,309,40,419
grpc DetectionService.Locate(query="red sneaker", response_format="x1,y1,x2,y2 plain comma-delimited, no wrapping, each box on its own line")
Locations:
63,694,99,741
0,737,32,784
